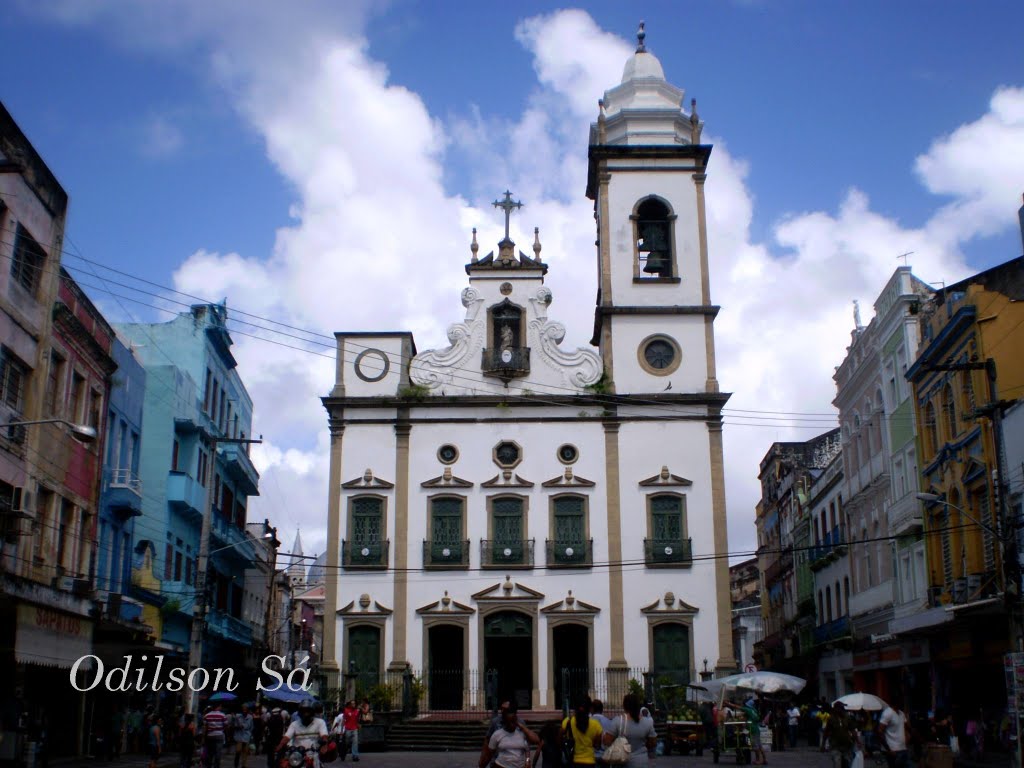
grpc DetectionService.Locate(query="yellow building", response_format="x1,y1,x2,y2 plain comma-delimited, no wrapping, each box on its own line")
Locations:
906,254,1024,711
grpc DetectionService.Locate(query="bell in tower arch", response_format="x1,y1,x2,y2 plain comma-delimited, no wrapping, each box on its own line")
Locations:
636,198,673,277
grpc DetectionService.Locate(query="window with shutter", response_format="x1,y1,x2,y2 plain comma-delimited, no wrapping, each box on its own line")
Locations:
429,497,464,565
551,496,587,564
349,497,385,565
492,497,524,562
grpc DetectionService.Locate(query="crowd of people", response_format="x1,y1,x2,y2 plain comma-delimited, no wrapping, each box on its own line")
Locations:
95,698,374,768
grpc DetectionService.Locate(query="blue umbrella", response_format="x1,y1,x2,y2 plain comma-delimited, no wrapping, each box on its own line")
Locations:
209,691,238,702
260,682,315,704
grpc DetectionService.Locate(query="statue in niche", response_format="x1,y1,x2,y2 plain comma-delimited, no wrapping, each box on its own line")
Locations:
499,323,514,351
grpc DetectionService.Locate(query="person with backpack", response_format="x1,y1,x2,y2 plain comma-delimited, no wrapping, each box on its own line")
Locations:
560,699,607,767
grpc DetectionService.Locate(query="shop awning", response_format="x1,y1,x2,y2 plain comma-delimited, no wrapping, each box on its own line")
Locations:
16,604,94,669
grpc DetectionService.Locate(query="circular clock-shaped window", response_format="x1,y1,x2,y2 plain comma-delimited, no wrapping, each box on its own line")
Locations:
437,444,459,465
557,444,579,465
638,335,681,376
493,440,522,468
354,348,390,382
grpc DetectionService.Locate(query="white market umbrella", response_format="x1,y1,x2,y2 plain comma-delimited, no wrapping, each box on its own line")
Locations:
834,693,888,712
704,671,807,697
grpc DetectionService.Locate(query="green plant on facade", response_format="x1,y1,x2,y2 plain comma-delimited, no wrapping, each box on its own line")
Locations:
398,383,431,401
160,598,181,618
584,370,613,395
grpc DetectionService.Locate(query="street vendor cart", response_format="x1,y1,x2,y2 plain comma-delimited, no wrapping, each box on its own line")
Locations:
663,685,713,756
717,717,752,764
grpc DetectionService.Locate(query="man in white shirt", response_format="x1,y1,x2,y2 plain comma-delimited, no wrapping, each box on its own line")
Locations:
878,705,909,768
277,701,328,767
787,705,801,748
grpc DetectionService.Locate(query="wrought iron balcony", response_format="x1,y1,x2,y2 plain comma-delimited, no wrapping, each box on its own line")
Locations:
481,538,534,568
481,347,530,380
643,537,693,566
546,539,593,567
103,468,143,515
809,526,847,570
207,609,253,645
342,539,390,569
813,616,851,646
423,539,470,569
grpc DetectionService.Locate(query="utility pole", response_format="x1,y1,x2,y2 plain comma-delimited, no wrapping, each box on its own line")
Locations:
188,433,263,714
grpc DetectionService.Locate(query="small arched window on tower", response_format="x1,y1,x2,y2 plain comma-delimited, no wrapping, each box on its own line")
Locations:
633,197,676,279
483,300,528,381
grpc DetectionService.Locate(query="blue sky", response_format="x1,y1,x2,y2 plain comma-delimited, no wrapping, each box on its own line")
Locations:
3,1,1022,557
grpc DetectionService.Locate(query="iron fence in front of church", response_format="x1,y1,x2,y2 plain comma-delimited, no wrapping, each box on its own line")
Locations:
347,667,656,720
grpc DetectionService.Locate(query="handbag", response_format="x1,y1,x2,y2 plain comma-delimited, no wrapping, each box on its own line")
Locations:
561,719,576,766
603,716,632,765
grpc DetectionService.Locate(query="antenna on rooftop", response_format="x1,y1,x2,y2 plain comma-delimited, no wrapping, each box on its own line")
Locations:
896,251,914,267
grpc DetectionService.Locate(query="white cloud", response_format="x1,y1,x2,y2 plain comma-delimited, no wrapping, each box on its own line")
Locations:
33,6,1024,565
140,115,184,157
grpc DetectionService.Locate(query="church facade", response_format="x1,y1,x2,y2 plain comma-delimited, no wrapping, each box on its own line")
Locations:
320,32,734,710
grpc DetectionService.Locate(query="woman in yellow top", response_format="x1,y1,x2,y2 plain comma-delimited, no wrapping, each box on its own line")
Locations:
561,700,610,766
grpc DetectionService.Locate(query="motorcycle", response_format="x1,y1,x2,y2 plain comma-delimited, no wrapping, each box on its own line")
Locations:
278,745,321,768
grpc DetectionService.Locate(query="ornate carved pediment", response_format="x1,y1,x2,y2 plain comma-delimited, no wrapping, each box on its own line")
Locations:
341,469,395,490
528,287,602,388
542,467,596,488
416,591,475,616
541,590,600,615
639,466,692,487
409,287,486,390
472,576,544,603
421,467,474,489
338,595,393,615
641,591,699,616
482,471,535,488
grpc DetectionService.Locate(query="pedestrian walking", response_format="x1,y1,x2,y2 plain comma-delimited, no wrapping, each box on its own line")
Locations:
234,705,254,768
331,700,360,762
560,699,606,767
878,703,910,768
179,715,197,768
264,709,285,768
787,704,801,749
826,703,855,768
605,693,657,767
479,701,540,768
203,703,229,768
148,717,163,768
110,707,126,760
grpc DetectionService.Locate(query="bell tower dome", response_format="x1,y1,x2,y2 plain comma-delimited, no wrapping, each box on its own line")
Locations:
587,23,718,397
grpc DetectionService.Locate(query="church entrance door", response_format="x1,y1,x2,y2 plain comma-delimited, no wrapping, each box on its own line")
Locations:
552,623,589,712
348,625,381,691
427,624,464,710
652,623,690,686
484,610,532,710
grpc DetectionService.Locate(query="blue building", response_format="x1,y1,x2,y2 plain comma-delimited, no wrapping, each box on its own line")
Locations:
117,303,260,673
97,337,145,600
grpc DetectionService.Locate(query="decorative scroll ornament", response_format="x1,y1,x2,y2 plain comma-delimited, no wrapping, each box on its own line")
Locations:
409,287,485,389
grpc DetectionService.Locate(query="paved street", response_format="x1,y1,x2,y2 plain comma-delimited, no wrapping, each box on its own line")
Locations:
55,747,846,768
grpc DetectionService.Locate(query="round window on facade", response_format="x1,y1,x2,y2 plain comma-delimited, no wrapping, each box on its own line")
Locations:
437,444,459,465
493,440,523,469
637,334,681,376
354,348,390,382
557,444,579,465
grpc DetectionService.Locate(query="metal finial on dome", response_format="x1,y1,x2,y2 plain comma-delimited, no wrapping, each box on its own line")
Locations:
636,21,646,53
533,227,542,259
471,227,479,263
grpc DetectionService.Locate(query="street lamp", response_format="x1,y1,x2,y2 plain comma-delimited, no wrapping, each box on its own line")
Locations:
916,492,1001,538
7,418,97,443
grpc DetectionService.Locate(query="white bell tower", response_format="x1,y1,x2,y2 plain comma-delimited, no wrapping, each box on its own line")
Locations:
588,23,719,397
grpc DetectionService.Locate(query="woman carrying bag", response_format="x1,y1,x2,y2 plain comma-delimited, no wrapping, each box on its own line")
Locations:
560,700,607,767
605,694,657,767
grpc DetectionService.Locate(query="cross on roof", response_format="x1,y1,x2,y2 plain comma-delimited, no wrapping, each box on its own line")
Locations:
492,190,523,242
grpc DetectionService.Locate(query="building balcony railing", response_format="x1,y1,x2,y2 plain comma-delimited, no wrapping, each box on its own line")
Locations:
809,526,847,570
166,471,205,517
764,547,793,583
218,442,260,496
480,538,534,569
423,539,470,569
546,539,594,568
481,347,530,380
813,615,851,646
211,511,256,561
888,493,923,536
342,539,389,569
207,609,253,645
103,468,143,515
644,537,693,567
